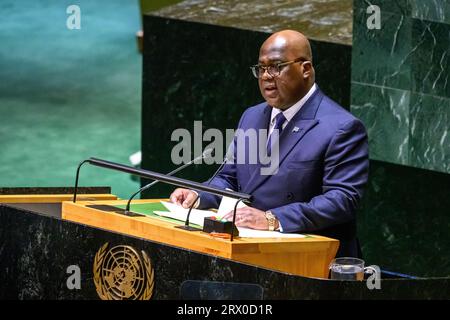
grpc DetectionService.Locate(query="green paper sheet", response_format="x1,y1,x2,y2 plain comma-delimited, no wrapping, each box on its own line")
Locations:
114,202,201,227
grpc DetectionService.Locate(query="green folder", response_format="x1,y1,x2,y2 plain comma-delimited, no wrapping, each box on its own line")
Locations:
114,202,201,227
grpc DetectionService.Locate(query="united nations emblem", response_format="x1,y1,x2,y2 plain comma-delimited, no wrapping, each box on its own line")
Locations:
93,243,154,300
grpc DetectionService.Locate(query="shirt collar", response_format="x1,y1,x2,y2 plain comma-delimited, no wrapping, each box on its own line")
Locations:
270,83,317,125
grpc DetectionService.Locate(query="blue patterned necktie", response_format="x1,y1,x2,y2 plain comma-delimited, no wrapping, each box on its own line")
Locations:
267,112,286,156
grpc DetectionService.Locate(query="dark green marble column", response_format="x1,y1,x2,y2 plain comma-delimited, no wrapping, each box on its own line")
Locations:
351,0,450,277
351,0,450,172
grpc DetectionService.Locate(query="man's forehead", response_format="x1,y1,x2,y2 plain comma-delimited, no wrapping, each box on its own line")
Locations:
266,36,288,49
260,37,287,54
258,49,288,63
259,37,295,61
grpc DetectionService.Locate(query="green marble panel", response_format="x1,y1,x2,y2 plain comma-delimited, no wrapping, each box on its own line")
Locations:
351,83,410,165
410,19,450,99
353,0,411,15
352,0,450,173
410,93,450,173
359,160,450,277
411,0,450,24
352,9,412,90
310,41,352,108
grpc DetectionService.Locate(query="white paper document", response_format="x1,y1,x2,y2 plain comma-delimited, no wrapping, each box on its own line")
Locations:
155,200,305,238
236,227,305,238
216,195,248,218
155,201,214,226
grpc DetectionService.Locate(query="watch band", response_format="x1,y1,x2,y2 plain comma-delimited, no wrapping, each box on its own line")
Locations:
265,210,277,231
191,190,200,209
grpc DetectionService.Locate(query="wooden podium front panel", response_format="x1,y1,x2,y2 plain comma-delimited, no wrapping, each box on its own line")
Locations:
231,244,335,279
62,199,339,278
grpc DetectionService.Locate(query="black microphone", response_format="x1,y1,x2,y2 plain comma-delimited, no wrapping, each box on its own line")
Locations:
177,152,232,231
73,157,251,203
73,150,252,240
125,148,214,214
184,146,244,241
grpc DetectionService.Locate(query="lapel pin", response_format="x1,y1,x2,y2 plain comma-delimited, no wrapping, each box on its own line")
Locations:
292,126,300,132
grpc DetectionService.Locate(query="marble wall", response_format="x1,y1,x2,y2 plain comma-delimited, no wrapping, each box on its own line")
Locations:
351,0,450,277
351,0,450,173
359,160,450,277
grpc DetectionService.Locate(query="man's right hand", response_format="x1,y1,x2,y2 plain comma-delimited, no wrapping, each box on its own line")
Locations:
169,188,198,208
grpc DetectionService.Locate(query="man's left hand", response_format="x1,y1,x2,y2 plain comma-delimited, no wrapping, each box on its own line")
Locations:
222,207,269,230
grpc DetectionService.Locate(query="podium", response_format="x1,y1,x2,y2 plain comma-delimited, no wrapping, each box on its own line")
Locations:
0,186,117,218
2,186,450,299
62,199,339,279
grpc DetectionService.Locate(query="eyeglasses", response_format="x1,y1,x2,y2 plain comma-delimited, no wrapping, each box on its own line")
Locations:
250,58,307,79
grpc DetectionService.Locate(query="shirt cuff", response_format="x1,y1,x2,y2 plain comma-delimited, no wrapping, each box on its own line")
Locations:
273,212,283,232
191,190,200,209
278,221,284,232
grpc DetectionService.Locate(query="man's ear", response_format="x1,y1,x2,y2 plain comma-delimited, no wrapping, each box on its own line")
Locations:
302,61,313,79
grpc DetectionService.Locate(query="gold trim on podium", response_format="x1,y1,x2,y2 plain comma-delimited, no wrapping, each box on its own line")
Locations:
62,199,339,279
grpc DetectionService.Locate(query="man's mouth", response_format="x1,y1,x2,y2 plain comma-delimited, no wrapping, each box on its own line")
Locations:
264,85,278,96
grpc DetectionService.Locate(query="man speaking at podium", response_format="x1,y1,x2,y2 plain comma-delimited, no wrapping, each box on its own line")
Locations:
170,30,369,258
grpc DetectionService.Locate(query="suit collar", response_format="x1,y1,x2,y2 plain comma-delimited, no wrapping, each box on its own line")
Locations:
293,85,323,120
269,83,317,125
262,85,323,121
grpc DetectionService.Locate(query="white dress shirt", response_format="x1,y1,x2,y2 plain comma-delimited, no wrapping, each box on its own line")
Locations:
268,83,317,136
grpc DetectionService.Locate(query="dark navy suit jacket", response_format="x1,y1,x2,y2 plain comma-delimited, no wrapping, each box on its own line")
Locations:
198,88,369,257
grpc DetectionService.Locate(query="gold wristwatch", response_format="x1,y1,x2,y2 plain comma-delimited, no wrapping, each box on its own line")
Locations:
265,210,278,231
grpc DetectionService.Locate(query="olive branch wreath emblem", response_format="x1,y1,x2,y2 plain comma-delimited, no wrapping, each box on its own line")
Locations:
93,243,154,300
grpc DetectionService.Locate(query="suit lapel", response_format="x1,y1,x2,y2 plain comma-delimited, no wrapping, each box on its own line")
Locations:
240,104,271,180
252,104,272,136
244,88,324,194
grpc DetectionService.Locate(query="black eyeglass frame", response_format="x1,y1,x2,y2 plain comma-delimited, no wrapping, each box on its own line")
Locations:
250,57,308,78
